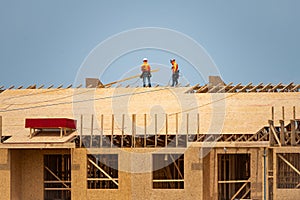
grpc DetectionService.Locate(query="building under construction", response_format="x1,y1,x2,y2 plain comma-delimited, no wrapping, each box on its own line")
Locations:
0,77,300,200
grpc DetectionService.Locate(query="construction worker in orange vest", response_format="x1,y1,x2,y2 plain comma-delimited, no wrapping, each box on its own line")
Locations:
170,59,179,87
140,58,152,87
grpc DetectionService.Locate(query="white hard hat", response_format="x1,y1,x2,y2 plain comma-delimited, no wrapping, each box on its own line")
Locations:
143,58,148,61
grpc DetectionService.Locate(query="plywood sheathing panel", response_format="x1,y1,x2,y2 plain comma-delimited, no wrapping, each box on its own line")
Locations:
0,149,10,200
0,88,299,138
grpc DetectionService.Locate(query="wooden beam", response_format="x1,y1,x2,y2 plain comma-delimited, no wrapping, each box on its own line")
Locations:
227,83,241,93
87,158,119,186
144,114,147,147
291,84,300,92
230,181,249,200
76,84,82,88
176,113,178,147
207,83,223,93
45,166,69,188
269,83,282,92
100,114,103,148
258,83,272,92
249,82,263,92
37,84,44,89
269,120,281,146
197,85,208,93
165,114,168,147
47,84,54,89
291,120,296,146
215,82,233,93
279,120,285,146
132,114,136,147
218,180,250,184
185,84,200,93
152,179,184,182
277,154,300,176
279,82,294,92
66,84,72,88
238,82,252,93
121,114,124,148
80,115,83,148
111,114,114,148
0,116,2,143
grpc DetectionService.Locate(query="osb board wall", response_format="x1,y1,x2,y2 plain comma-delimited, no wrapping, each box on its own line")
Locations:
72,147,203,200
9,149,70,200
0,88,299,137
11,150,22,200
0,149,10,200
276,189,300,200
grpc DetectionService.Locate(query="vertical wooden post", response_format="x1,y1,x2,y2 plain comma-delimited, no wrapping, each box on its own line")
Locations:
282,106,285,121
279,120,285,146
90,114,94,147
291,119,296,146
176,113,178,147
144,114,147,147
186,113,189,141
197,113,200,141
111,114,114,148
100,114,103,148
132,114,136,148
165,114,168,147
293,106,296,119
155,114,157,147
268,120,274,146
0,116,2,143
121,114,124,148
271,106,274,121
80,115,83,147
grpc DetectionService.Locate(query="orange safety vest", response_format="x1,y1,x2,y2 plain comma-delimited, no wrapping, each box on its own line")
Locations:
141,63,151,72
172,62,178,73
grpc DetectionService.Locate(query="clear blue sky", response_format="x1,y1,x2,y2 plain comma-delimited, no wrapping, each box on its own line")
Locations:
0,0,299,87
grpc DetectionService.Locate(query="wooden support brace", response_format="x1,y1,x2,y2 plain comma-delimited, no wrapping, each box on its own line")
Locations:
144,114,147,147
111,114,114,148
279,120,285,146
100,114,103,148
87,158,119,186
277,154,300,176
227,83,241,93
269,120,281,146
291,120,296,146
269,83,282,92
238,82,252,93
230,181,249,200
279,82,294,92
121,114,124,148
80,115,83,148
249,82,263,92
165,114,168,147
155,114,157,147
259,83,272,92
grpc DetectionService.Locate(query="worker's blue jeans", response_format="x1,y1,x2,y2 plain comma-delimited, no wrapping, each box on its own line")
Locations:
142,72,151,87
172,72,179,87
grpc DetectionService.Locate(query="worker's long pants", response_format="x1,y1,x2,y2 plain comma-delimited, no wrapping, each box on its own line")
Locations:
172,73,179,87
142,72,151,87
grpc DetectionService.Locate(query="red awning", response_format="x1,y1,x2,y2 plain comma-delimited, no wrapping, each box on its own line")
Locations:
25,118,77,129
